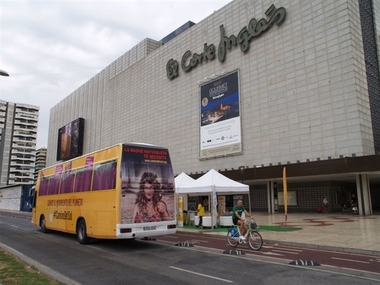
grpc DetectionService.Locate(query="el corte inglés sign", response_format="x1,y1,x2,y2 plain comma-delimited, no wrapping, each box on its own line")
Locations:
166,4,286,80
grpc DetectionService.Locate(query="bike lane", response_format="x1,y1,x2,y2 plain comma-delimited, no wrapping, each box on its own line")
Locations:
157,231,380,275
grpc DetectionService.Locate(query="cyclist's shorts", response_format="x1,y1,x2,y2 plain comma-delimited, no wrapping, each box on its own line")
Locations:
233,218,239,225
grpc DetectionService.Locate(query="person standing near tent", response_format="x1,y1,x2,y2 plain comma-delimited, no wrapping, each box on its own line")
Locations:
197,199,207,228
232,200,252,240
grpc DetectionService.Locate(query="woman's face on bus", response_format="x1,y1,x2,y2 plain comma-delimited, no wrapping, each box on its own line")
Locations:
143,182,154,200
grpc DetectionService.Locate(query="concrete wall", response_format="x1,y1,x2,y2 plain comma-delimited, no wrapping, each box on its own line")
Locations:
0,186,22,211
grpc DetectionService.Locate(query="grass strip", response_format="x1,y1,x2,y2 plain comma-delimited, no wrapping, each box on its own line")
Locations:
0,247,63,285
257,225,302,231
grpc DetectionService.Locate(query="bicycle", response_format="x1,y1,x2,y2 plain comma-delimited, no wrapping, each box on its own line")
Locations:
227,217,263,250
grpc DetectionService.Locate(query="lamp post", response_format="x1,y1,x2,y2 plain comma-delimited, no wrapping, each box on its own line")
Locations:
0,69,10,76
239,165,250,212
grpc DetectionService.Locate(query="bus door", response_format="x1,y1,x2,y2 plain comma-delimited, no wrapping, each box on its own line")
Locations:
30,186,37,224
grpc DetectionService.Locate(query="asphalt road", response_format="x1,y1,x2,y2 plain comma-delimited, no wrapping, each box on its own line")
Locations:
0,214,379,285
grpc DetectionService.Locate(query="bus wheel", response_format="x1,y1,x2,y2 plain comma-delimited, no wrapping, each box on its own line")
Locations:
40,215,48,233
77,219,89,244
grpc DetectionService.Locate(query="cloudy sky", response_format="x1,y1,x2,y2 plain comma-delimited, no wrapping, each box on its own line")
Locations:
1,0,232,148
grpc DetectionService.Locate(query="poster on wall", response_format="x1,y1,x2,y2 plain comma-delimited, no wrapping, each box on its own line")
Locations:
199,71,242,159
120,145,175,224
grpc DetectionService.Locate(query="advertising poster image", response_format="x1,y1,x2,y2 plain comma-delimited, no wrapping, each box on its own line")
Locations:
120,145,175,224
200,71,242,158
57,117,85,161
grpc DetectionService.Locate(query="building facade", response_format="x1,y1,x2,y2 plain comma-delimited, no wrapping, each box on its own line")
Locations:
34,147,47,182
0,100,39,186
47,0,380,214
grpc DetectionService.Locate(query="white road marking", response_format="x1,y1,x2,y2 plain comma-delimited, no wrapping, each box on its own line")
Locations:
11,225,19,228
169,266,233,283
274,247,303,252
261,252,283,256
331,257,370,264
191,239,209,244
272,250,300,255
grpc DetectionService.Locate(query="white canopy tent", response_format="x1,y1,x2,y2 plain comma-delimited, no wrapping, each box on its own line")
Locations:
174,172,195,227
177,168,249,194
177,169,250,228
174,172,195,193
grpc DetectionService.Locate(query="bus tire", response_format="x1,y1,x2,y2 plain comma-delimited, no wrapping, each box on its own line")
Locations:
40,215,48,233
77,219,89,244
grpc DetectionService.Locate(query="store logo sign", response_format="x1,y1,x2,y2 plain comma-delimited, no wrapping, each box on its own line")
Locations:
166,4,286,80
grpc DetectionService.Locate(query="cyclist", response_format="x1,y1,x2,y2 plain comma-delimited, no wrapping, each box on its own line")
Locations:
232,200,252,240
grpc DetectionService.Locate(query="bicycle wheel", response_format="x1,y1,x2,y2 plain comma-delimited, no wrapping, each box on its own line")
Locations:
248,231,263,250
227,231,239,247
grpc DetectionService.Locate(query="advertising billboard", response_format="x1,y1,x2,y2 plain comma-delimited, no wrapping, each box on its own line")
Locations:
56,117,85,161
200,71,242,159
120,144,175,224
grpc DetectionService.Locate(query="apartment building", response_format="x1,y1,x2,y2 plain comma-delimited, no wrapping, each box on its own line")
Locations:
34,147,47,182
0,100,39,186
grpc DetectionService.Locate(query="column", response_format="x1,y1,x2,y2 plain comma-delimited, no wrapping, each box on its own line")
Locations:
355,174,372,216
267,181,275,214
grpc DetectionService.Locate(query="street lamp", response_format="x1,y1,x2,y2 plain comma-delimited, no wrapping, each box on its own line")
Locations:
0,69,10,76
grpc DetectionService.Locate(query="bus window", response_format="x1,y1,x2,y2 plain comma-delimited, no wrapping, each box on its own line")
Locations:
39,176,49,196
73,168,93,192
92,160,117,190
49,176,61,195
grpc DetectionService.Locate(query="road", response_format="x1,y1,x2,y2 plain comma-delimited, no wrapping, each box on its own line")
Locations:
0,213,379,285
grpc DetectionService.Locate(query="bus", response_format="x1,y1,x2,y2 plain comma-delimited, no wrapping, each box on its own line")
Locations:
31,143,176,244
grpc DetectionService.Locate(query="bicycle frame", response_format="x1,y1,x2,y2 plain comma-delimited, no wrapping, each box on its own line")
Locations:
227,217,263,250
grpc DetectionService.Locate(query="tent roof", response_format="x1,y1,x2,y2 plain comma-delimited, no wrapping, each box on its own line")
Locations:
174,172,195,192
177,169,249,195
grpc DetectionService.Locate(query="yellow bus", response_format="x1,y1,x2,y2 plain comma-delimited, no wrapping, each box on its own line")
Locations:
31,143,176,244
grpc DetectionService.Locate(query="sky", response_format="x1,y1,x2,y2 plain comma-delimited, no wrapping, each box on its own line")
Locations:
0,0,232,148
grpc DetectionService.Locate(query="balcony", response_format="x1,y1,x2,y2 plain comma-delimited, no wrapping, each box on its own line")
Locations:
9,171,34,178
8,177,35,184
12,138,37,145
11,149,36,156
11,156,35,163
12,143,36,150
13,130,36,137
15,112,38,120
9,163,35,170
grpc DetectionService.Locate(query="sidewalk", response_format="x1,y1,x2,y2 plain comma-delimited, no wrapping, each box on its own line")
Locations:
1,210,380,256
177,212,380,256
